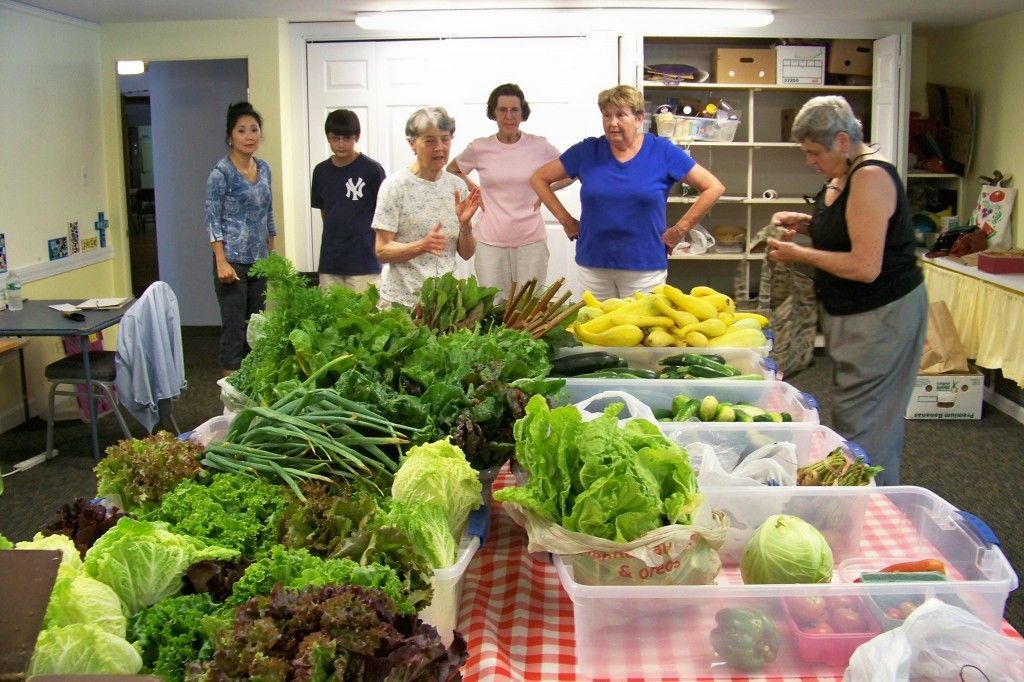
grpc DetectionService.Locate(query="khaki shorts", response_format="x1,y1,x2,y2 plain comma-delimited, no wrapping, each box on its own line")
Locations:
318,272,380,293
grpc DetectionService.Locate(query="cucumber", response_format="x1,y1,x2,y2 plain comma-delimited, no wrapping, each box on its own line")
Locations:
684,364,734,379
673,399,701,421
550,351,625,377
699,396,719,421
612,367,659,379
681,353,731,369
671,394,695,415
715,404,736,422
573,367,658,379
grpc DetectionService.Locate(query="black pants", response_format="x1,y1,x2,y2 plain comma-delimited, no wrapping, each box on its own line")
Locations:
213,260,267,370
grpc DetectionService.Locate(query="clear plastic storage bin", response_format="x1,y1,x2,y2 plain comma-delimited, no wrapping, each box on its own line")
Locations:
561,378,820,423
659,420,868,473
418,534,480,646
553,346,779,378
554,486,1017,679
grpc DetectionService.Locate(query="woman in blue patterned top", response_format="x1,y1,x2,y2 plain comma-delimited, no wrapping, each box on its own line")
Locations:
205,101,277,375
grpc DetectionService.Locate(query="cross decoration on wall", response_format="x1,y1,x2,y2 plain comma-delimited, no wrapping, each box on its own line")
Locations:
94,211,109,248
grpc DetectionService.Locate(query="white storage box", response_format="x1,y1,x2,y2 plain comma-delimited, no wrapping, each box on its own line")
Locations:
555,486,1017,679
418,534,480,646
775,45,826,85
553,346,779,378
560,379,820,423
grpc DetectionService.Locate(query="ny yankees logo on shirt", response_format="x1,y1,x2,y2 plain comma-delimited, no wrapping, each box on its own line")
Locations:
346,177,366,201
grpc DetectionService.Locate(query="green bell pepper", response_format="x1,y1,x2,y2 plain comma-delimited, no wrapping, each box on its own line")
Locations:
709,607,781,672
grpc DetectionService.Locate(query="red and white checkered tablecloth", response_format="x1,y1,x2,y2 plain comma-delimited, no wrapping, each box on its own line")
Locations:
456,469,1020,682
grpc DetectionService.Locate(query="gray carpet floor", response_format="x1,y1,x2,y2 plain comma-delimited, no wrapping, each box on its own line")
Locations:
1,328,1021,633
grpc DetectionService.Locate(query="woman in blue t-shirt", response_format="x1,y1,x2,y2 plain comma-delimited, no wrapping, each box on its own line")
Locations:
205,101,276,375
531,85,724,299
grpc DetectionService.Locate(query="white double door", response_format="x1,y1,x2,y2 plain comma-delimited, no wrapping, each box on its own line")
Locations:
306,35,619,295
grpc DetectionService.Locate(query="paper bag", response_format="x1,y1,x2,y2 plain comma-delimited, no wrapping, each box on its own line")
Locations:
919,301,969,374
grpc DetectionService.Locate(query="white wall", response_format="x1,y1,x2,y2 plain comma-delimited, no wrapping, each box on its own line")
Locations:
148,59,247,326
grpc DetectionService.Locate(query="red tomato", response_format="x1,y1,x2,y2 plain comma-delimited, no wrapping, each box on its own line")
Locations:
885,607,906,620
829,606,868,633
990,190,1006,203
787,596,827,624
898,601,918,618
826,595,859,610
803,620,834,634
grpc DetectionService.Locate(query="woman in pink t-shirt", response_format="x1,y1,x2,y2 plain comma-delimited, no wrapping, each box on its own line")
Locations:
448,83,572,300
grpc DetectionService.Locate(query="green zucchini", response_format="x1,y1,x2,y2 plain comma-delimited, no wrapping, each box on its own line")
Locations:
551,351,625,377
681,353,731,369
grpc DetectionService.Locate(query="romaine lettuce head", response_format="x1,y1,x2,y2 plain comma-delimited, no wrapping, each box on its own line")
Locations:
44,571,127,637
83,517,238,615
391,439,482,538
28,623,142,675
386,499,457,569
495,395,583,521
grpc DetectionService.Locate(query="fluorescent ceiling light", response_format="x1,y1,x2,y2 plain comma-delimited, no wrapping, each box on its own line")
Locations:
355,8,774,33
117,60,145,75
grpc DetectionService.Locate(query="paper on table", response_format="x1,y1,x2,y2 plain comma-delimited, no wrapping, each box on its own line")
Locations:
77,297,131,310
49,303,81,313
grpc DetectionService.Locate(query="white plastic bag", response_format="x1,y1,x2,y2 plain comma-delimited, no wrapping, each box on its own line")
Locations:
573,390,658,425
844,598,1024,682
672,223,716,256
187,414,233,448
695,441,798,487
217,377,255,417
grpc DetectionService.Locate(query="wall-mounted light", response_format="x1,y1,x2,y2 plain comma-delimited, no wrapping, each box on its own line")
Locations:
117,60,146,75
354,8,774,33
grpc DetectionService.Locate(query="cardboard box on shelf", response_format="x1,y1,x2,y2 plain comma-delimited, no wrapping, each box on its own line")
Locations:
775,45,826,85
905,370,984,420
828,39,873,76
713,48,775,84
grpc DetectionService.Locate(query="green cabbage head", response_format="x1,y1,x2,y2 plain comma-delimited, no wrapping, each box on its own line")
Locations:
740,513,834,584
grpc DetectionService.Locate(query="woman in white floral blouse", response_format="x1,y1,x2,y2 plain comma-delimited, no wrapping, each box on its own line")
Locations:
373,107,481,308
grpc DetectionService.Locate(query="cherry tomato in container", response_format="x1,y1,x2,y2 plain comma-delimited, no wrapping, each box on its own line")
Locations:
786,596,827,625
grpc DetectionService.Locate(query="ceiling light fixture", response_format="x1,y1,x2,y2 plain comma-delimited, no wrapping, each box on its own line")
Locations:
117,60,146,75
354,8,774,33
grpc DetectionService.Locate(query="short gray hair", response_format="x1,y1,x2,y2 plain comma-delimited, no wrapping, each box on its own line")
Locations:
405,106,456,141
791,95,864,147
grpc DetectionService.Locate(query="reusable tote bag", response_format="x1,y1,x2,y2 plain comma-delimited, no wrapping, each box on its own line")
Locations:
971,182,1016,250
758,260,818,376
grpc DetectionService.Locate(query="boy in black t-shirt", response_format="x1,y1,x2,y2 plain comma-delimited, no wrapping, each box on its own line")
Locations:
311,109,386,292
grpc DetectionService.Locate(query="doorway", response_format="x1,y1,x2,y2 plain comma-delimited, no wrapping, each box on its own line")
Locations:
117,59,248,325
119,78,157,298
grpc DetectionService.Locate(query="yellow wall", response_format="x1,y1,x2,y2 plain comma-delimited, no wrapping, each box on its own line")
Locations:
926,10,1024,247
99,18,292,293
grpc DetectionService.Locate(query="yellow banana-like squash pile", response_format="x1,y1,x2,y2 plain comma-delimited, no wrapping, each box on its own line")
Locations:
572,285,769,348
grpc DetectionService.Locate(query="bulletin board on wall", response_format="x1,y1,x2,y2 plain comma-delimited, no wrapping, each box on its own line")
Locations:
0,2,112,283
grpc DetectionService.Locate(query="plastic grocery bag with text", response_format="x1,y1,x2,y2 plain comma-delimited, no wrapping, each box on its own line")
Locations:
844,598,1024,682
502,499,728,586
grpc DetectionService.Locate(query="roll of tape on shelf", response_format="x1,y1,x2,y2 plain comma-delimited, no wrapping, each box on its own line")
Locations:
763,189,779,200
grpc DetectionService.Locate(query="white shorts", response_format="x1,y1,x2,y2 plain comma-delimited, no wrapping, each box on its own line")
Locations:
576,265,667,300
474,240,549,301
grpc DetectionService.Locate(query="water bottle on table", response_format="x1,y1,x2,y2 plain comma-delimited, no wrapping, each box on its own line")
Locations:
5,270,23,311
